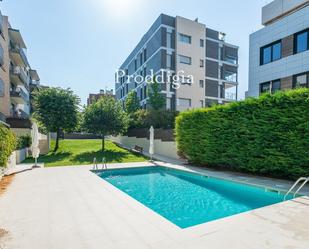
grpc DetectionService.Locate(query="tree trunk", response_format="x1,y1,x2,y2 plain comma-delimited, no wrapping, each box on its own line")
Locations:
101,135,105,152
54,129,60,152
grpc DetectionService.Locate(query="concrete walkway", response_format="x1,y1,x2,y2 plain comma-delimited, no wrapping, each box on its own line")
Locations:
0,163,309,249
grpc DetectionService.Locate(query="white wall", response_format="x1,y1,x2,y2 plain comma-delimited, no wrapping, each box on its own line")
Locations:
110,136,180,160
248,5,309,97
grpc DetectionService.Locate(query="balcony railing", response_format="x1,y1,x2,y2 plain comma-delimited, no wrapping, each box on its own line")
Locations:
10,87,29,103
0,111,6,123
10,109,30,119
10,66,30,86
10,43,29,66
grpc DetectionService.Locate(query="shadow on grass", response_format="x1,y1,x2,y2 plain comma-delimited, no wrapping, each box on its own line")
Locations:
72,149,137,164
24,152,72,164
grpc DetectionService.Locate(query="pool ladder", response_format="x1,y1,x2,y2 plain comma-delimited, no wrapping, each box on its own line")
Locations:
92,157,107,170
284,177,309,200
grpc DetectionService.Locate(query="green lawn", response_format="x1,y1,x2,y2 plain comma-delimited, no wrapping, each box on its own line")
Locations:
23,139,147,167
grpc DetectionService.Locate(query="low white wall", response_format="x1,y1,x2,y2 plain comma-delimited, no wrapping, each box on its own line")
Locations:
110,136,180,160
15,148,27,164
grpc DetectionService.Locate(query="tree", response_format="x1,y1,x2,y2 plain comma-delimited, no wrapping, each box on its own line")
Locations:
125,91,140,114
33,87,80,152
147,78,166,110
83,96,128,151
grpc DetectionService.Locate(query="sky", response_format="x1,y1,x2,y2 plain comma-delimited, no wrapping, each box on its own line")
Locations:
1,0,270,104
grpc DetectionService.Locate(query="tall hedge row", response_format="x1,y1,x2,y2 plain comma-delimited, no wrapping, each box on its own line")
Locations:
176,89,309,179
0,124,17,167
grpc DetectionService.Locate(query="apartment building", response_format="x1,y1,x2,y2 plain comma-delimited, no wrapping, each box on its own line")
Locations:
0,10,40,128
115,14,239,111
87,89,115,106
247,0,309,97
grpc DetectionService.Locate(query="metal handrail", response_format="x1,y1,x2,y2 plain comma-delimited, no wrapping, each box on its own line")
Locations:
284,177,309,200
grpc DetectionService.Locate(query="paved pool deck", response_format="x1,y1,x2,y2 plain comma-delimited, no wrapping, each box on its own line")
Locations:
0,162,309,249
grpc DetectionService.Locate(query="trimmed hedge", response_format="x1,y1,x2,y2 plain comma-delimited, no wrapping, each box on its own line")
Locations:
0,124,17,167
176,89,309,179
16,135,32,150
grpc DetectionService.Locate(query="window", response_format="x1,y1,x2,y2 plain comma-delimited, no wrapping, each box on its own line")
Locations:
200,100,204,107
262,46,271,64
260,82,270,94
144,48,147,62
0,78,4,97
199,80,204,88
144,85,147,99
295,30,308,53
272,42,281,61
178,98,191,108
271,80,281,93
179,55,191,65
134,59,137,71
180,77,193,85
179,33,191,44
200,59,204,67
167,32,172,48
260,41,281,65
293,73,308,88
140,53,143,65
260,79,281,94
166,54,172,69
200,39,204,47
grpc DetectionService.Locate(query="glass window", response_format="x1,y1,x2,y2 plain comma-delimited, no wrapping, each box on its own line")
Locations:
272,43,281,61
271,80,281,93
262,46,272,64
178,98,191,107
166,54,172,69
167,32,172,48
200,59,204,67
294,74,308,88
179,33,191,44
296,31,308,53
200,100,204,107
260,82,270,94
0,78,4,97
179,55,191,65
199,80,204,88
180,77,193,85
144,48,147,62
261,41,281,65
200,39,204,47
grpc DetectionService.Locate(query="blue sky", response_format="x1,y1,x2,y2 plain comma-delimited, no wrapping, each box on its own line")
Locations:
1,0,267,104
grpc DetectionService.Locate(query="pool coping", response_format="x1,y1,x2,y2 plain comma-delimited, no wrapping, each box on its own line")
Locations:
1,162,309,249
92,163,304,198
90,162,307,232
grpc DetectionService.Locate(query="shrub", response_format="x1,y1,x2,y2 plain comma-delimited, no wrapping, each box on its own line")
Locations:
129,109,178,129
16,135,32,150
0,125,17,167
176,89,309,179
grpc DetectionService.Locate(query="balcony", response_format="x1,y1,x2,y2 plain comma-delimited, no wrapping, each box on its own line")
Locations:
10,87,29,104
0,111,6,123
10,66,30,87
10,45,29,67
220,83,237,101
10,108,30,119
0,44,4,67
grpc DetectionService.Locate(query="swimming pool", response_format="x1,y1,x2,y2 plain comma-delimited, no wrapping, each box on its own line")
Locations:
95,166,293,228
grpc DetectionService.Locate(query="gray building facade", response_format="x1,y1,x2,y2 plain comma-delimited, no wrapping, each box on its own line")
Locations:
248,0,309,97
115,14,239,111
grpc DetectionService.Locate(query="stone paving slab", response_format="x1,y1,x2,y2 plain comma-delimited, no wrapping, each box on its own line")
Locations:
0,163,309,249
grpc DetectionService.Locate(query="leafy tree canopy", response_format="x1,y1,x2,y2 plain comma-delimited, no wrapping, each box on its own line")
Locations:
83,96,128,151
33,87,80,151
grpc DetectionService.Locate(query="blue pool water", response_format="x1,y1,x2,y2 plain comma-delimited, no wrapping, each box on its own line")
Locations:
96,166,293,228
